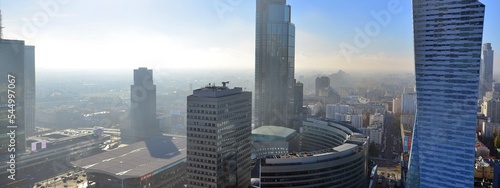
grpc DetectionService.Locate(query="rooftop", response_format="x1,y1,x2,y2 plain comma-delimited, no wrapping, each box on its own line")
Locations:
72,136,186,179
252,125,297,141
191,82,245,98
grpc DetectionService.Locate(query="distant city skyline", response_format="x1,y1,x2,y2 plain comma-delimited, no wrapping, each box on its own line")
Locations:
1,0,499,74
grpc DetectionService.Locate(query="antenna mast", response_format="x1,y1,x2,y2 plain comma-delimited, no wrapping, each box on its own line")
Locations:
0,9,3,40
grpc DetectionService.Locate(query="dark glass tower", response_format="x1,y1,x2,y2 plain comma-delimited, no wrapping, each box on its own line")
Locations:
24,46,35,138
315,76,330,96
255,0,295,128
121,67,160,143
0,39,27,158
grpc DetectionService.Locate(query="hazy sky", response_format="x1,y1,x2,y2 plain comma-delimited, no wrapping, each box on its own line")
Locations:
2,0,499,73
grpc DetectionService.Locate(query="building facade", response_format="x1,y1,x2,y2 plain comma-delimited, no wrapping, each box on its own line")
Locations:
408,1,485,187
187,84,252,188
480,43,494,97
258,119,368,188
255,0,295,128
325,104,350,120
350,114,363,129
121,67,160,143
24,46,35,138
392,97,401,114
0,39,30,158
251,125,299,159
401,92,416,115
315,76,330,96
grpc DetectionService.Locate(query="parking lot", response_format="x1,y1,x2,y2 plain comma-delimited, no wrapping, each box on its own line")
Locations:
33,170,91,188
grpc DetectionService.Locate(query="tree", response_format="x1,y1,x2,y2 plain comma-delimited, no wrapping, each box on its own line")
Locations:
369,141,380,157
495,130,500,149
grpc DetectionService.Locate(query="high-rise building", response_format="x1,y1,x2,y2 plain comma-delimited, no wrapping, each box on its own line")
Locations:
186,83,252,188
325,104,350,120
481,92,500,124
24,46,35,138
255,0,295,128
294,81,303,117
408,1,485,187
401,92,416,115
0,39,27,158
315,76,330,96
350,114,363,129
121,67,160,143
392,97,401,114
480,43,494,97
0,12,35,157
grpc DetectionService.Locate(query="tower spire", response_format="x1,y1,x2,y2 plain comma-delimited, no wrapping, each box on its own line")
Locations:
0,9,3,40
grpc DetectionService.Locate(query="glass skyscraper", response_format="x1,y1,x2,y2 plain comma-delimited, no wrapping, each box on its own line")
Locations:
0,39,31,158
480,43,494,97
255,0,295,128
408,1,485,187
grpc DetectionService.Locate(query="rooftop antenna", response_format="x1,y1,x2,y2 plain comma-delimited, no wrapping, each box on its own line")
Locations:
222,81,230,88
0,6,3,40
0,0,3,40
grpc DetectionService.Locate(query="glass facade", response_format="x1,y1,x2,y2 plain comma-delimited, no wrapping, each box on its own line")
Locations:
408,1,485,187
255,0,295,128
0,39,27,158
480,43,494,97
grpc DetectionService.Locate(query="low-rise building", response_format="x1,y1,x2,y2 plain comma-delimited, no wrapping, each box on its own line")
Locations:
73,136,186,188
251,126,300,159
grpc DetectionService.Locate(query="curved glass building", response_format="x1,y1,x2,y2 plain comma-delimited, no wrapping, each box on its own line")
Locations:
258,119,368,188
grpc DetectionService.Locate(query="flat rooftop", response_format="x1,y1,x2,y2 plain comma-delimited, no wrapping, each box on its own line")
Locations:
191,85,244,98
72,136,186,179
252,126,297,141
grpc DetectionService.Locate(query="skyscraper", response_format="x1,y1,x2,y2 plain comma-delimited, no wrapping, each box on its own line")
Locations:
408,1,485,187
480,43,494,97
121,67,160,143
255,0,295,128
186,83,252,188
0,41,29,157
315,76,330,96
0,11,35,157
24,45,35,138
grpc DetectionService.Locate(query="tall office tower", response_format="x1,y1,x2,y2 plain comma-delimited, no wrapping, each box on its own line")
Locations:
121,67,160,143
292,81,303,130
294,81,303,116
0,11,35,157
315,76,330,96
255,0,295,128
0,40,27,157
480,43,494,97
408,1,485,187
0,10,3,39
392,97,401,114
24,46,35,137
186,83,252,188
401,92,416,115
